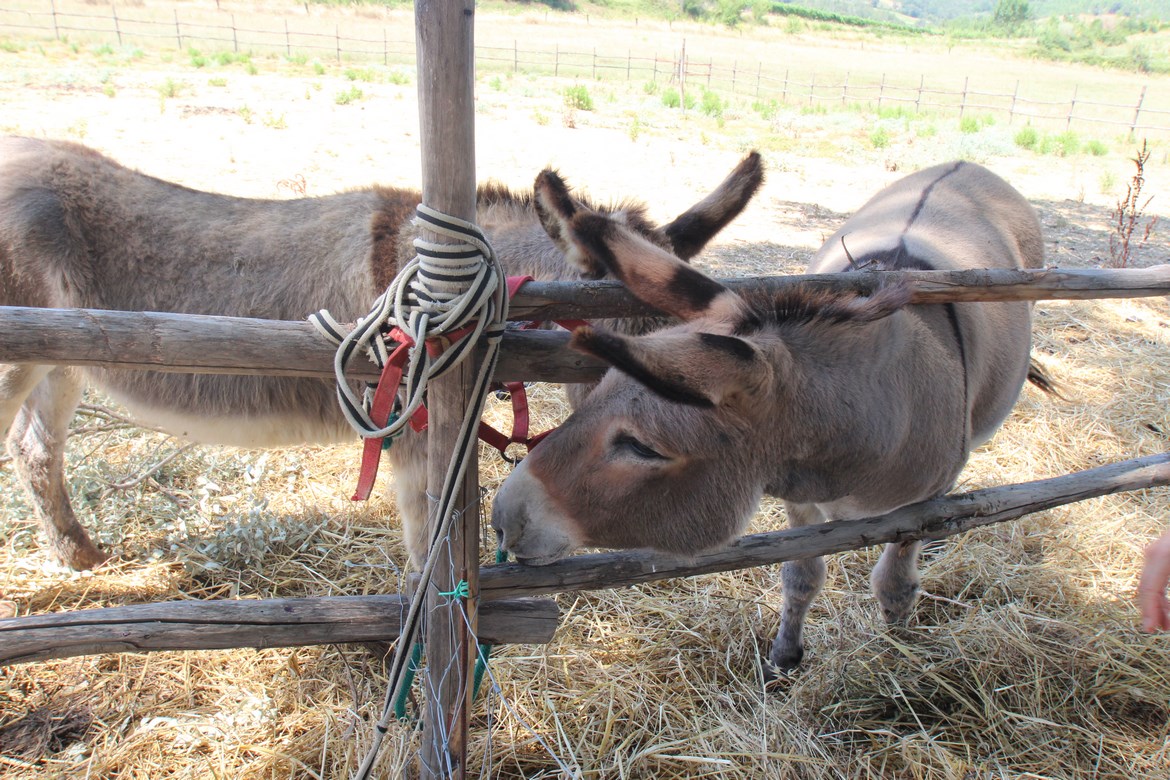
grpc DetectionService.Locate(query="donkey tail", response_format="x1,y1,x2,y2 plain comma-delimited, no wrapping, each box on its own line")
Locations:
1027,358,1061,398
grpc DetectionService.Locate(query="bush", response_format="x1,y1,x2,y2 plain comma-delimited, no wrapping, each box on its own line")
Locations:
870,126,891,149
1086,139,1109,157
959,116,980,134
334,85,363,105
700,89,723,118
1014,125,1038,150
662,88,680,109
1054,130,1080,157
563,84,594,111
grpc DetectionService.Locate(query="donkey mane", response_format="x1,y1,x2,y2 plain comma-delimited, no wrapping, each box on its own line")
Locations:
476,180,655,231
739,283,912,333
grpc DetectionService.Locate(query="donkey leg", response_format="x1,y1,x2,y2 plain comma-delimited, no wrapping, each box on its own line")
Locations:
6,367,105,570
386,429,430,569
871,540,922,624
0,364,51,435
767,502,828,676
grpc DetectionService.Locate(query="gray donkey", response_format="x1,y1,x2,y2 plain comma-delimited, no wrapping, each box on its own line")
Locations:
491,160,1048,674
0,136,764,570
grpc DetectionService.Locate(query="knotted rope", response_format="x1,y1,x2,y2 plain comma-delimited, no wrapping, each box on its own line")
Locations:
311,204,507,779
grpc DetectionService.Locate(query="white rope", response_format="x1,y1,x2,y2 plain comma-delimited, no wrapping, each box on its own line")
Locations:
315,205,506,780
310,203,506,440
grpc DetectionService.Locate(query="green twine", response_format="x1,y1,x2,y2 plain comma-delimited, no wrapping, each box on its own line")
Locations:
390,551,509,722
437,580,470,599
392,641,423,723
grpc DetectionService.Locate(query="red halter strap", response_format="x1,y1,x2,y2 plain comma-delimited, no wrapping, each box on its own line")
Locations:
350,276,584,500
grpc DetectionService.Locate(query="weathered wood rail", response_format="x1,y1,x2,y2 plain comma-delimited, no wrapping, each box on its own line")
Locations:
0,596,558,666
3,453,1164,666
1,266,1167,382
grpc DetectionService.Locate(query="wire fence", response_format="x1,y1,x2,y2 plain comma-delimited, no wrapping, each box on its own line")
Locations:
1,2,1166,139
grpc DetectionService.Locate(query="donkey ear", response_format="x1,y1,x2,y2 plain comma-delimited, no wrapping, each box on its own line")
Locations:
662,151,765,260
534,168,606,279
567,211,757,330
571,326,772,408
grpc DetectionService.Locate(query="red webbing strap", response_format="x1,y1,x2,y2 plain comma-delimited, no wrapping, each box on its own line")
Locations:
507,275,590,333
351,336,412,501
352,278,585,499
350,323,477,501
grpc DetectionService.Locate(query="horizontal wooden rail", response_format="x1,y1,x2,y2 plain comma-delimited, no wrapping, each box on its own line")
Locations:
0,306,602,383
0,595,559,666
1,266,1168,382
4,454,1161,665
509,265,1170,320
477,453,1170,600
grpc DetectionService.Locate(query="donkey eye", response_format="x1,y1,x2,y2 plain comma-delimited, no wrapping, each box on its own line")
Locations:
614,433,667,461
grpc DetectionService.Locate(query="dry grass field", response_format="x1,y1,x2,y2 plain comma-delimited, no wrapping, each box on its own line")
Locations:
2,3,1170,778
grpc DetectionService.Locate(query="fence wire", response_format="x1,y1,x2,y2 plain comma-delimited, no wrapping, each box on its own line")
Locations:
0,2,1166,138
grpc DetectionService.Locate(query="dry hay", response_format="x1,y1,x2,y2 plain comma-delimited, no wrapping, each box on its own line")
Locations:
3,259,1169,779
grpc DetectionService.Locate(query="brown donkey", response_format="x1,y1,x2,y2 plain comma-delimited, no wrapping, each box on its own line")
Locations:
0,136,764,570
491,160,1047,675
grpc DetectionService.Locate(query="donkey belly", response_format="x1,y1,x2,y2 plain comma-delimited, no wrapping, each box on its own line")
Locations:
90,370,355,448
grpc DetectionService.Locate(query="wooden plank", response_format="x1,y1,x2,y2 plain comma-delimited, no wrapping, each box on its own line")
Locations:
477,453,1170,600
2,265,1168,381
414,1,479,776
0,596,559,666
0,306,604,383
509,264,1170,321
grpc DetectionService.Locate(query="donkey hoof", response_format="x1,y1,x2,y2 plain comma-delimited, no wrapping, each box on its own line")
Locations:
763,645,804,681
53,538,111,572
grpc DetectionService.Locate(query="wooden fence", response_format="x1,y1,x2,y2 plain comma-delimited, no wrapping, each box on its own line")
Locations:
0,2,1167,138
2,265,1170,774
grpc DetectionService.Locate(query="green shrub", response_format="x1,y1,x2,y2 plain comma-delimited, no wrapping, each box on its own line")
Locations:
1086,139,1108,157
870,126,891,149
344,67,376,83
157,78,181,99
700,89,723,118
662,88,681,109
643,81,659,95
1014,125,1038,150
959,116,980,134
335,85,363,105
752,99,778,120
1054,130,1080,157
563,84,594,111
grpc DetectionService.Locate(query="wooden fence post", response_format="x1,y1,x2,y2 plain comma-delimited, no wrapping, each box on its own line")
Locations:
414,1,478,776
1009,79,1019,124
1067,84,1078,130
842,71,849,106
916,74,924,113
111,5,121,47
959,75,968,118
50,0,59,40
174,10,181,49
755,62,761,99
1131,85,1146,138
335,24,340,62
284,19,290,57
877,72,885,110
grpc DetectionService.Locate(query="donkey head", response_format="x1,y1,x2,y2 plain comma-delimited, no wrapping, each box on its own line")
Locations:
492,167,769,564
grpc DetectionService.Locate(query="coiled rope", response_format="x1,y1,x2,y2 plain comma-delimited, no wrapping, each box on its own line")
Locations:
311,203,507,779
